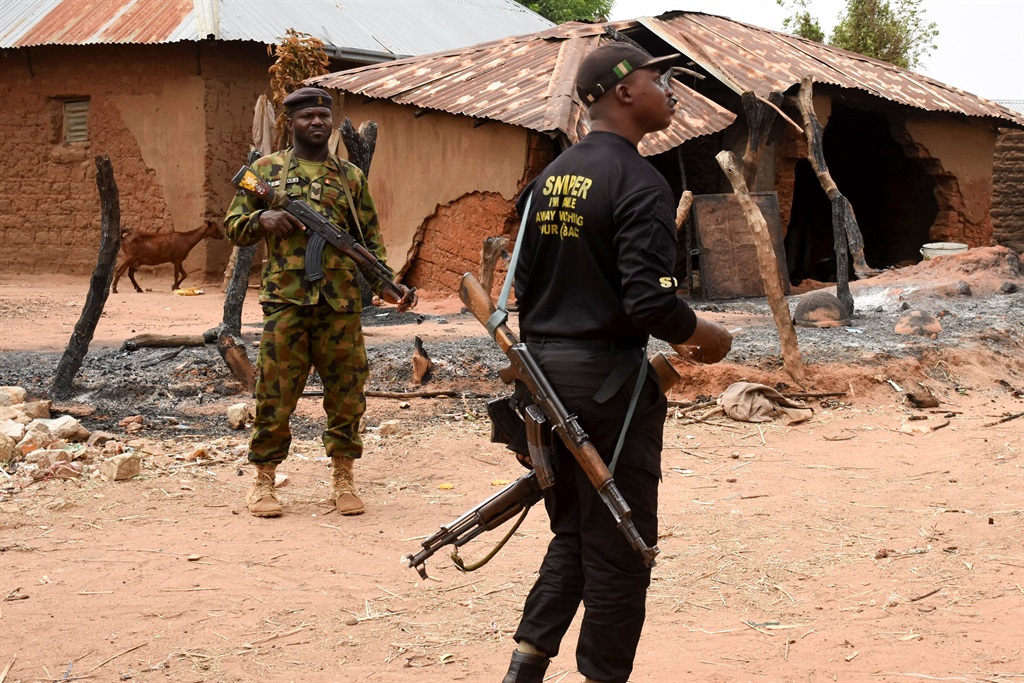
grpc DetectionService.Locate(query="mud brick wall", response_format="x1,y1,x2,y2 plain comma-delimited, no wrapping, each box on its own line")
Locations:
991,129,1024,254
0,42,269,281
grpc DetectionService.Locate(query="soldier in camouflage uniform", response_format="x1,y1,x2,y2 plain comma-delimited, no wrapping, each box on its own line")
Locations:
224,87,415,518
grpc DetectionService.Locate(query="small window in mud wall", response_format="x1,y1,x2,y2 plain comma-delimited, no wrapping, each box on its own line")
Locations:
63,98,89,143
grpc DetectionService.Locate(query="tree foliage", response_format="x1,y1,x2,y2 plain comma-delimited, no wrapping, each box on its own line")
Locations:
267,29,331,147
516,0,611,23
778,0,825,43
777,0,938,69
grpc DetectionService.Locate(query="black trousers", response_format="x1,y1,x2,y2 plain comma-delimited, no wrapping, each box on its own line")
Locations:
513,342,665,683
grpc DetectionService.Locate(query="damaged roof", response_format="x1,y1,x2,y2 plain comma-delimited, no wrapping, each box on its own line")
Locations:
313,9,1024,150
313,22,738,156
640,12,1024,126
0,0,553,61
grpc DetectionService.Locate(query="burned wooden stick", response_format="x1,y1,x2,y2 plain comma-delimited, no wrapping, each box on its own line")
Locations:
51,156,121,400
796,77,878,314
740,91,784,189
716,150,806,387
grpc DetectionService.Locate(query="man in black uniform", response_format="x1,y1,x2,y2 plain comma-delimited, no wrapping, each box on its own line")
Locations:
500,42,733,683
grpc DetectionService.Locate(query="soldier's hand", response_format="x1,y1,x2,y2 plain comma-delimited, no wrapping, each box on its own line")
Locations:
259,209,304,237
672,317,732,364
384,285,418,313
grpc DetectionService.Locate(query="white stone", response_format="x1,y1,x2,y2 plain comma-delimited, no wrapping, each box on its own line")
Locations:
226,403,253,430
0,419,26,441
45,415,91,442
0,386,27,406
100,453,142,481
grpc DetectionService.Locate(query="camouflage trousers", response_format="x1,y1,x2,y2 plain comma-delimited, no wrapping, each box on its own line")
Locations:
248,300,367,465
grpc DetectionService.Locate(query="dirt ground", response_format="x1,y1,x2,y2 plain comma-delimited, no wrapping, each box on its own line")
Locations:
1,251,1022,683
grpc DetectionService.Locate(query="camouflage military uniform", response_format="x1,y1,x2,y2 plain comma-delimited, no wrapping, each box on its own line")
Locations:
224,150,389,466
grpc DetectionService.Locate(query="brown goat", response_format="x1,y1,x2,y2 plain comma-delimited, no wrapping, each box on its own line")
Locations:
112,219,224,293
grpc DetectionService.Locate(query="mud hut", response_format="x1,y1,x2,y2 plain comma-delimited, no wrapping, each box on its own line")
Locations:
312,12,1024,296
0,0,551,281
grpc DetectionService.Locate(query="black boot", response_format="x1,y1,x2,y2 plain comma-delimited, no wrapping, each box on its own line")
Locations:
501,650,550,683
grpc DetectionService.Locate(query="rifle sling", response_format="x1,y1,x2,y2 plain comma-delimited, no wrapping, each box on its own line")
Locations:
451,503,534,573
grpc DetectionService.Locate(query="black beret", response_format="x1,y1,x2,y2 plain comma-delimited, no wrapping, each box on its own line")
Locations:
575,42,678,106
283,87,333,115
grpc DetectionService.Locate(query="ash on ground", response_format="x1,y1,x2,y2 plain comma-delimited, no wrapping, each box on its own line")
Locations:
0,247,1021,440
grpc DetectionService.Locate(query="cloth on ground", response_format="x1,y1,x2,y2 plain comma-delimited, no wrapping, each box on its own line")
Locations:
718,382,813,425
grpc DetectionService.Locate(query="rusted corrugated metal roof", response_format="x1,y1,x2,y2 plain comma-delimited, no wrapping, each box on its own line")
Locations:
313,22,738,156
640,12,1024,126
0,0,553,58
3,0,193,46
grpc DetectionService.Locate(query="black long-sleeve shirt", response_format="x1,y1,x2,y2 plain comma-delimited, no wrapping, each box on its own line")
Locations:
514,131,697,347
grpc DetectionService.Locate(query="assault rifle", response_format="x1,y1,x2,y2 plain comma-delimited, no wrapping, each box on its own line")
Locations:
404,273,674,579
230,165,415,310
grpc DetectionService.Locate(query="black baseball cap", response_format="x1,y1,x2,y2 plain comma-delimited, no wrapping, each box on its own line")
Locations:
575,42,679,105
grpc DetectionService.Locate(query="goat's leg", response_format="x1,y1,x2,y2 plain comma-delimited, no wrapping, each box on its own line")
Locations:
128,268,143,293
112,262,130,294
173,262,187,290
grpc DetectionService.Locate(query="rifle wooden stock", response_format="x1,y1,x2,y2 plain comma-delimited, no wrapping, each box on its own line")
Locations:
230,165,414,309
458,272,659,567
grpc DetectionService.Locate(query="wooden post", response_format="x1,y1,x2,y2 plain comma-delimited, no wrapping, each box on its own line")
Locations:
740,91,784,189
796,76,877,314
51,156,121,399
480,235,509,296
340,118,378,176
716,150,806,387
675,190,694,230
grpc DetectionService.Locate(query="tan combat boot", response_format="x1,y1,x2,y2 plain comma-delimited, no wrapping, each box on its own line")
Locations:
246,463,283,517
331,455,365,515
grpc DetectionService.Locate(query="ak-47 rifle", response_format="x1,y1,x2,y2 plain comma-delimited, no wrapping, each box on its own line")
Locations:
230,165,415,310
404,273,677,579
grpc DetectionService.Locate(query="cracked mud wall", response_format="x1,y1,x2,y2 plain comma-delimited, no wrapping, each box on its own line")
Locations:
334,98,538,294
0,42,268,282
992,128,1024,253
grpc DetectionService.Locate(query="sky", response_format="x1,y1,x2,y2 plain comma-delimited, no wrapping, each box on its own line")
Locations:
606,0,1024,101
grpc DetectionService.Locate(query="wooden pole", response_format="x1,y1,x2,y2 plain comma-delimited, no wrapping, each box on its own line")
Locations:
740,91,784,189
796,77,878,314
51,156,122,400
480,235,509,296
716,150,806,387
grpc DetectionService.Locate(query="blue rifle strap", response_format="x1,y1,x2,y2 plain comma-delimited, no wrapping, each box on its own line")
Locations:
609,338,649,475
486,192,532,337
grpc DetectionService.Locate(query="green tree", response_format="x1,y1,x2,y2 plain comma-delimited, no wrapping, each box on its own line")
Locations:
517,0,611,23
777,0,938,69
778,0,825,42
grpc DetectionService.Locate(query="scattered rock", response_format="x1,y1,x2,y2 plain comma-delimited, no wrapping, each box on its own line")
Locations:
14,400,52,419
894,310,942,337
0,419,26,441
100,452,142,481
0,386,27,407
226,403,254,430
378,420,403,437
39,415,91,442
16,422,53,455
87,431,118,447
952,281,972,296
1000,281,1019,294
0,433,15,463
0,406,31,425
119,415,144,428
